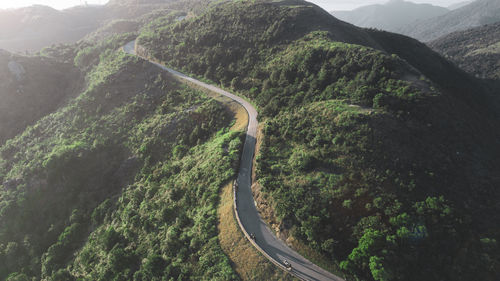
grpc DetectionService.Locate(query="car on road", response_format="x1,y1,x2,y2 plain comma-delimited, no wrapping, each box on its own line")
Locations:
283,260,292,271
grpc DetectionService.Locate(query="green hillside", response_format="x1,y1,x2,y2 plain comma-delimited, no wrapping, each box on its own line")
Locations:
0,51,81,145
0,35,245,280
0,0,499,280
136,1,500,280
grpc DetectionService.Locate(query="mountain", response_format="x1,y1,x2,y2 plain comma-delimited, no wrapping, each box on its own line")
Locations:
0,5,104,52
331,0,449,33
0,4,285,280
0,1,188,53
0,34,247,280
136,1,500,280
429,22,500,80
397,0,500,42
448,0,473,10
1,0,499,280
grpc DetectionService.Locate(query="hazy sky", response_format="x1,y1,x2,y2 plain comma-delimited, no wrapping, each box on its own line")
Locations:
0,0,469,11
309,0,468,11
0,0,107,10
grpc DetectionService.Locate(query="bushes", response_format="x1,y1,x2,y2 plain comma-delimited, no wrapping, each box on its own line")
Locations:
135,4,499,279
70,130,242,280
74,33,137,72
102,227,123,251
138,3,430,118
256,99,500,280
0,45,236,280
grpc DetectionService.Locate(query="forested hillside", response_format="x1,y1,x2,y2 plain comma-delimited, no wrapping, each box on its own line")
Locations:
0,51,81,145
0,31,246,280
137,1,500,280
429,22,500,80
1,0,499,280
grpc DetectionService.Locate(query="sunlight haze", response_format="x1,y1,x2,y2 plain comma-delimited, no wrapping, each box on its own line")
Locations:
0,0,107,10
0,0,471,11
310,0,471,11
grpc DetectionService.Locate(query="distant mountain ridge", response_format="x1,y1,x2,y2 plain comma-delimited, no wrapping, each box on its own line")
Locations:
397,0,500,41
331,0,449,33
429,22,500,80
0,0,190,52
448,0,473,10
0,5,104,52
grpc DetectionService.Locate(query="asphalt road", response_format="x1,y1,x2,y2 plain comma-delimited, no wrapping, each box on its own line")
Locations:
123,40,344,281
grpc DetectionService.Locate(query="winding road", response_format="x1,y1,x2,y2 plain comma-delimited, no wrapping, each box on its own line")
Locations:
124,40,344,281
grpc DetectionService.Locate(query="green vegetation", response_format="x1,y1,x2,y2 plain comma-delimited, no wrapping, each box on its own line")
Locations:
74,33,138,72
137,1,500,280
0,37,244,279
0,52,80,145
68,128,243,281
1,0,499,280
258,100,499,280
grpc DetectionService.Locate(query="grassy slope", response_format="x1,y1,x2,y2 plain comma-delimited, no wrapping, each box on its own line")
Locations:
137,1,500,280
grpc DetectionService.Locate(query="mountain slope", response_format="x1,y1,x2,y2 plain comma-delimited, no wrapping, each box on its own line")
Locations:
137,1,500,280
0,34,245,280
397,0,500,42
0,50,81,145
429,22,500,80
331,0,449,33
1,1,499,280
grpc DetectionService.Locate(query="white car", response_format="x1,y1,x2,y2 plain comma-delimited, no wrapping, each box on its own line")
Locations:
283,260,292,271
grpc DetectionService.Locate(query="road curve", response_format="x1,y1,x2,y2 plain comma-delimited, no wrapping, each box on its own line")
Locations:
123,40,344,281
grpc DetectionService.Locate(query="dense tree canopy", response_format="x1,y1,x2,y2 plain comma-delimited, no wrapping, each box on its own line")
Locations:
137,1,500,280
0,36,243,280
